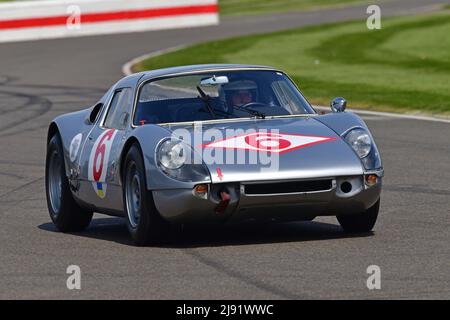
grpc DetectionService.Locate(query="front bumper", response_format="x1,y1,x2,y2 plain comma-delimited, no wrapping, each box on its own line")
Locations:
152,171,383,224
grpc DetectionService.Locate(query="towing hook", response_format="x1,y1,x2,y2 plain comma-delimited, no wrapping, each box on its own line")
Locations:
215,190,231,214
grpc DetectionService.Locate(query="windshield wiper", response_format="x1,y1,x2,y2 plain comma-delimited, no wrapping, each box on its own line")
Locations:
196,86,216,119
231,105,266,119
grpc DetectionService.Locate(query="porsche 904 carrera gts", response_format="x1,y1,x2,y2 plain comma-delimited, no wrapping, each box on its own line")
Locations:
45,64,383,245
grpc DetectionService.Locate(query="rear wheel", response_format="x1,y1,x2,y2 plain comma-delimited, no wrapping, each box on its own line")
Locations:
123,144,169,245
337,199,380,233
45,134,93,231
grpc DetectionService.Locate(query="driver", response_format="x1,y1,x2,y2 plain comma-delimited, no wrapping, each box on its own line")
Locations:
221,80,258,112
231,89,253,107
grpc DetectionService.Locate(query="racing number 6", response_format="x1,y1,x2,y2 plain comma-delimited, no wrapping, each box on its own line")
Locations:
93,130,115,181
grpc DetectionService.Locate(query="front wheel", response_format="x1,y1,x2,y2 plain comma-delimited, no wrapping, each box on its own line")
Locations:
123,144,169,245
45,134,93,232
337,199,380,233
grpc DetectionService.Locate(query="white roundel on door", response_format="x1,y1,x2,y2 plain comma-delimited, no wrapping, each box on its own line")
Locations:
88,129,118,198
69,133,83,162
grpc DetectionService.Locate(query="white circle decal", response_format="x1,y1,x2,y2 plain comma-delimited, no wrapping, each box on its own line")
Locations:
69,133,83,162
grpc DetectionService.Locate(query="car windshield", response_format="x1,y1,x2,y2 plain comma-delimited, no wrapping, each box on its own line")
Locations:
134,70,315,125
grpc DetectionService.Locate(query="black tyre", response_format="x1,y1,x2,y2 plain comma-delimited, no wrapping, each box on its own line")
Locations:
45,134,93,232
337,199,380,233
122,144,169,245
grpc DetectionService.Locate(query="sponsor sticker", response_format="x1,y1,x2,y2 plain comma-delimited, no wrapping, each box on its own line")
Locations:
88,129,117,198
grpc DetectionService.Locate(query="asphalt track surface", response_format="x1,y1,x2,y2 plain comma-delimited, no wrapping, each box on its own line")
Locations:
0,0,449,299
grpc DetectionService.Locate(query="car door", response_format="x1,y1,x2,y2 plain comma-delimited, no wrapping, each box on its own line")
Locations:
77,87,134,213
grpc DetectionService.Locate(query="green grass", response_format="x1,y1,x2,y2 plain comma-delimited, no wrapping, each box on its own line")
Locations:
218,0,379,16
135,12,450,115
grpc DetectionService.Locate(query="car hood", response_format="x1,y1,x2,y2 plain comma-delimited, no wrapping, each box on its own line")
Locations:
166,117,364,183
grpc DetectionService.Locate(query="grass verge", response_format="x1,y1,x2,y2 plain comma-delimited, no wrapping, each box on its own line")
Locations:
134,12,450,115
218,0,380,16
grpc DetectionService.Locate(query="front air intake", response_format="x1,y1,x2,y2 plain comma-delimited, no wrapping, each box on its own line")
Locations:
244,179,333,195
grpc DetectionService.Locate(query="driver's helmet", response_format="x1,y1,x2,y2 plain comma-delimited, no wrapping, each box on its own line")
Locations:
221,80,258,109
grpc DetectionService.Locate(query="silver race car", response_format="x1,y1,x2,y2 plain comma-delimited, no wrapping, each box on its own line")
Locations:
45,64,383,245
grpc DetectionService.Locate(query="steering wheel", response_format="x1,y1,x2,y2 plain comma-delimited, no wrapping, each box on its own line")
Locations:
239,102,267,109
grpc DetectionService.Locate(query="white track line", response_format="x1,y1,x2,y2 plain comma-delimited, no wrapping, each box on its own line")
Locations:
122,48,450,124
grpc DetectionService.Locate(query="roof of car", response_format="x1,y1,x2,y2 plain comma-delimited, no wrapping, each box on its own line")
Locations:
136,64,280,83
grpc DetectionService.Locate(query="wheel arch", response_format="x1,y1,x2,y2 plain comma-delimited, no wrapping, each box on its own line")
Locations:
119,137,144,185
46,122,71,177
47,122,60,144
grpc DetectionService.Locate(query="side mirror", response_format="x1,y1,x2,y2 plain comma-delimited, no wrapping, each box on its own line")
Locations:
330,97,347,113
85,103,103,124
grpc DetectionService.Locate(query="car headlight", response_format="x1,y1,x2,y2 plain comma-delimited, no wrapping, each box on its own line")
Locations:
157,139,187,170
344,128,372,158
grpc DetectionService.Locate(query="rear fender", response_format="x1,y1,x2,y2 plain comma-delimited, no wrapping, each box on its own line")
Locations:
48,108,92,177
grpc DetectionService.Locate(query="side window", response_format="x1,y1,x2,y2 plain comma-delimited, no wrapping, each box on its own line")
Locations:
89,102,104,124
104,88,133,130
271,81,300,114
